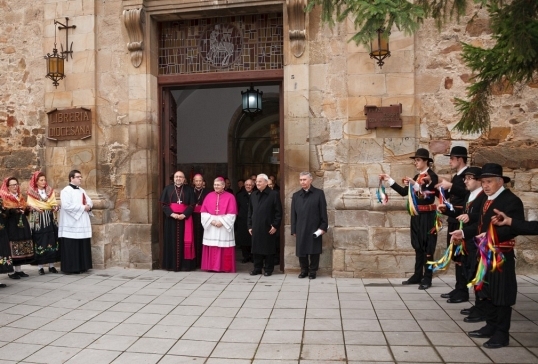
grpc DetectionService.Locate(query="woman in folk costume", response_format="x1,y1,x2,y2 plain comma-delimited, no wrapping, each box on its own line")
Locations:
200,177,237,273
0,189,14,287
26,172,60,275
0,177,33,280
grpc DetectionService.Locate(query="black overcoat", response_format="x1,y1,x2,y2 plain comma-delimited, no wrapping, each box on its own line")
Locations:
248,187,282,255
291,186,328,257
235,189,252,247
463,189,524,306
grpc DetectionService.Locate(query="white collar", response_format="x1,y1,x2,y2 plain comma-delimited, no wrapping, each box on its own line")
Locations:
468,187,482,202
487,186,505,200
456,166,468,176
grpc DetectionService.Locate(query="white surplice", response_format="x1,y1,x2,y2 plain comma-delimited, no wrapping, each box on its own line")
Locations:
201,212,236,247
58,185,93,239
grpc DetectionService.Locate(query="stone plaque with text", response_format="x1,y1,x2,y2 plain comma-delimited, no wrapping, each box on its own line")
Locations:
364,104,402,129
47,108,92,141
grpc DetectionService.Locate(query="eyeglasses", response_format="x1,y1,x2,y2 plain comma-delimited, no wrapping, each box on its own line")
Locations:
8,184,18,187
464,176,476,181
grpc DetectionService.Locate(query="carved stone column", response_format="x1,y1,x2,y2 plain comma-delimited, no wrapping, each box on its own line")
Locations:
123,8,146,68
287,0,307,58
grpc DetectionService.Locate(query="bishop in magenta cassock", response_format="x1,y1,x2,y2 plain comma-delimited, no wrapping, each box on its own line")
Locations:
200,178,237,273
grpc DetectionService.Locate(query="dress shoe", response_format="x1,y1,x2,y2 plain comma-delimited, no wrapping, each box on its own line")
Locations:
464,315,486,323
483,338,509,349
460,307,473,315
16,271,29,278
8,273,20,280
418,282,431,290
49,267,58,273
309,273,316,280
249,270,261,276
468,329,493,338
0,283,6,288
38,268,45,275
440,293,452,299
298,272,308,279
263,272,272,277
447,297,468,304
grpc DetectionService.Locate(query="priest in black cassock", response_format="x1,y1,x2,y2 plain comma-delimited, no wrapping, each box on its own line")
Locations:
160,171,196,271
235,179,254,263
291,172,328,280
451,163,524,349
191,174,210,268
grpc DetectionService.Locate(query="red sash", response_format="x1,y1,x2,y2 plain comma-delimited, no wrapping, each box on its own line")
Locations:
170,203,195,260
193,205,202,213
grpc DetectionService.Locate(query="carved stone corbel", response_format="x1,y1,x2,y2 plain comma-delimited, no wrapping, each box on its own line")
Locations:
123,8,146,68
287,0,307,58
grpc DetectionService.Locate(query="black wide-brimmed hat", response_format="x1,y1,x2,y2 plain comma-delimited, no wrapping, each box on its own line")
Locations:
463,166,481,178
409,148,433,163
478,163,510,183
444,146,469,158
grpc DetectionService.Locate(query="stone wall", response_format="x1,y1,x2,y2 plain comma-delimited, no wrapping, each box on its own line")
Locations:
1,0,537,275
298,3,538,277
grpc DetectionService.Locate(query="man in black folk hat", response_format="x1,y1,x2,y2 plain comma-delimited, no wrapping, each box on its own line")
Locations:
380,148,439,290
438,167,488,322
437,146,471,303
451,163,524,349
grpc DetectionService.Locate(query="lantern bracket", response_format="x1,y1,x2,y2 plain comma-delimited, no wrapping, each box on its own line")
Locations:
55,17,76,61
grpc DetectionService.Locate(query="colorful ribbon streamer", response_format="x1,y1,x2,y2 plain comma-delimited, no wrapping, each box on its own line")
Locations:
467,223,506,290
429,211,443,235
406,184,418,216
376,181,388,205
427,242,454,272
438,186,454,211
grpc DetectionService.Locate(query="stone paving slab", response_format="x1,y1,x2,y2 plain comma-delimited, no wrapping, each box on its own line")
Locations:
0,267,537,363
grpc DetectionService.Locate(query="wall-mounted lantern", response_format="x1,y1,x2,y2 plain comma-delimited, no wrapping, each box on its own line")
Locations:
369,27,390,68
44,18,76,88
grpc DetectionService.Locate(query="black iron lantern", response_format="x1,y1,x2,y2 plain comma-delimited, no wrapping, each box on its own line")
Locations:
369,27,391,68
44,18,75,88
45,48,65,88
241,84,263,115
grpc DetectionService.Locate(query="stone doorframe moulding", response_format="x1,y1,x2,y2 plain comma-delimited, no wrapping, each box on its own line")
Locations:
287,0,306,57
123,7,146,68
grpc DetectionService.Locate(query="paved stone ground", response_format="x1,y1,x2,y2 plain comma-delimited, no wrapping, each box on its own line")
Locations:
0,263,537,364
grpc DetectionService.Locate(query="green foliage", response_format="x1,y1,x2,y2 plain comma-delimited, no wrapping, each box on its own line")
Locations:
307,0,538,134
305,0,426,45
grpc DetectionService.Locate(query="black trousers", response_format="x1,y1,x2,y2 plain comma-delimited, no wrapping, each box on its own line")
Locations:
241,246,252,260
481,299,512,343
253,254,274,273
447,221,468,298
299,254,320,273
410,212,437,284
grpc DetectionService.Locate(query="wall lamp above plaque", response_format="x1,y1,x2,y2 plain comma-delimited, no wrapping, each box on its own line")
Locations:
44,18,76,88
241,84,263,116
369,27,390,68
